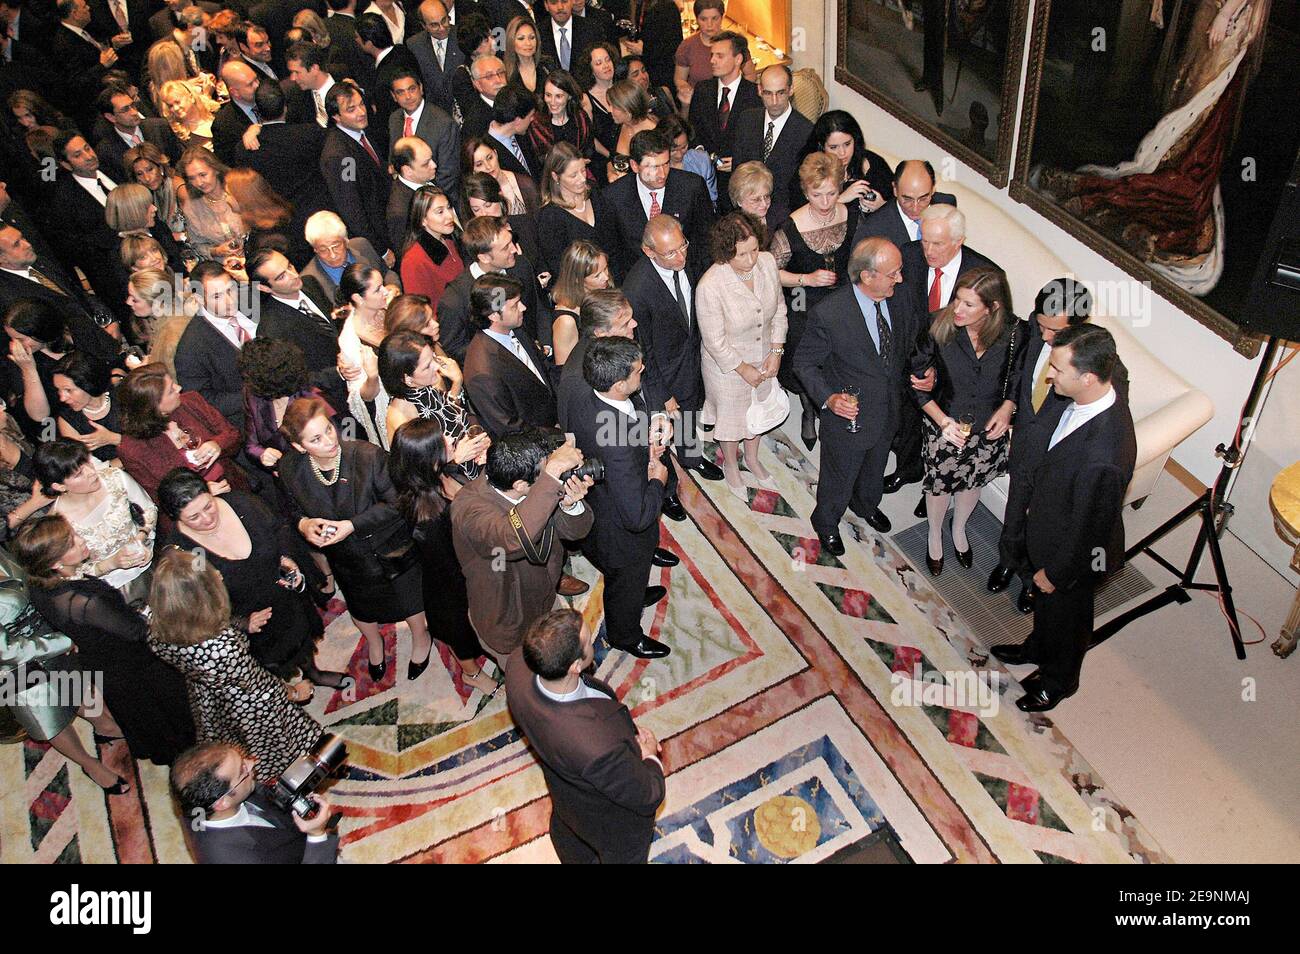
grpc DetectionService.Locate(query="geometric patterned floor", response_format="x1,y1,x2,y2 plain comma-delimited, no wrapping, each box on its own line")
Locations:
0,430,1171,864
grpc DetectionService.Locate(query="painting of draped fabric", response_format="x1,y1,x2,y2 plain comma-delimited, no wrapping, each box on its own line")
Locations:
1013,0,1299,351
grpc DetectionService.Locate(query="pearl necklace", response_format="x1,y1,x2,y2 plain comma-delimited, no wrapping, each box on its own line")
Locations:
808,204,837,228
84,394,110,416
310,451,342,486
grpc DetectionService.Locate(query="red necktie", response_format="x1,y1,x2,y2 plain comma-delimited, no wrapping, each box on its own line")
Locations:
403,114,414,138
359,133,381,168
718,86,731,130
928,267,943,312
648,190,661,217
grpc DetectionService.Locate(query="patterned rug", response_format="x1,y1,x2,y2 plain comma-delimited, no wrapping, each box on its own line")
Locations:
0,432,1170,864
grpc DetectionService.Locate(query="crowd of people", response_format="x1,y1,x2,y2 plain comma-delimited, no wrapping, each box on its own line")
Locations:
0,0,1137,864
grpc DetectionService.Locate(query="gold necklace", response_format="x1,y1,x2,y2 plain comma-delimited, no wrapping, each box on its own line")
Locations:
309,451,342,486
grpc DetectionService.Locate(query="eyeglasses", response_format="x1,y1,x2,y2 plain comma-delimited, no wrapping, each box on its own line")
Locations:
660,239,689,258
219,757,255,805
898,192,934,208
313,241,346,254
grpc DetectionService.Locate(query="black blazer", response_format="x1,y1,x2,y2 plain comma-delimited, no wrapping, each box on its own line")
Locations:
407,28,467,115
462,328,557,439
457,86,494,139
87,0,151,74
536,14,601,73
639,0,683,90
900,240,1000,310
369,44,423,155
565,385,664,569
386,181,418,256
504,650,663,861
324,10,374,81
486,128,539,182
623,255,704,413
687,76,760,159
793,282,927,448
243,121,332,224
914,318,1026,425
599,167,715,282
387,98,462,195
730,105,814,226
50,23,111,108
0,263,119,363
189,789,339,864
211,99,256,167
254,288,344,402
482,0,534,28
320,126,395,257
173,314,247,428
94,118,181,183
48,176,121,305
852,194,957,254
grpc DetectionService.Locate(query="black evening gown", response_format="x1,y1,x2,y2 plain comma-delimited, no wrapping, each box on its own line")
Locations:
414,506,485,662
59,392,123,463
29,577,195,764
537,196,606,278
165,491,323,679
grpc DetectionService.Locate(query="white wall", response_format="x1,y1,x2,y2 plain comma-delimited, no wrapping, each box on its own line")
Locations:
791,0,1265,491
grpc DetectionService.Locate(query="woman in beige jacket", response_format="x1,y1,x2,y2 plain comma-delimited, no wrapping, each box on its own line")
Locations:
696,212,788,500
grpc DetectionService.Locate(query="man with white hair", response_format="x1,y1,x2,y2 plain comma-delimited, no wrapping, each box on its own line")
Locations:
460,53,507,138
884,202,1001,500
300,210,400,303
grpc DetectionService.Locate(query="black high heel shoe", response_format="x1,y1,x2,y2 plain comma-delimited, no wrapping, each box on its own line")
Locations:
368,659,387,682
93,732,124,746
801,411,818,451
407,650,431,681
951,519,973,569
925,542,944,576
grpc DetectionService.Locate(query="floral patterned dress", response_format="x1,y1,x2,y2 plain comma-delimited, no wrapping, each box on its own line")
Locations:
53,463,157,597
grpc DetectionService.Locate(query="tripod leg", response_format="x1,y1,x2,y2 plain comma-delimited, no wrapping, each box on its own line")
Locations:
1125,493,1204,562
1181,499,1213,586
1203,518,1246,660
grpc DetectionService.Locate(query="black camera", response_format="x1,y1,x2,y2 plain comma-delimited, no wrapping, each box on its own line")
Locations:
269,734,347,819
540,432,604,484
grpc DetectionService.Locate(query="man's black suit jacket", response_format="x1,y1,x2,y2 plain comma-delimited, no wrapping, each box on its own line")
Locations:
48,176,121,305
87,0,151,74
899,240,1000,312
319,126,395,257
173,313,247,428
461,328,557,439
457,91,494,140
189,789,339,864
369,44,423,156
535,14,601,73
565,385,664,570
623,255,704,413
386,98,461,195
687,76,760,160
793,282,926,448
243,121,332,225
386,180,418,255
485,128,539,182
324,10,373,81
94,118,182,184
504,647,663,862
211,99,256,167
435,258,552,363
254,286,345,403
599,168,715,282
729,105,814,226
407,28,466,115
0,265,119,363
851,194,957,256
50,23,112,109
638,0,682,90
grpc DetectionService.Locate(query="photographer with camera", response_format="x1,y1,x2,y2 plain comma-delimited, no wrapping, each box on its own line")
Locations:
171,741,339,864
451,428,596,662
567,336,673,660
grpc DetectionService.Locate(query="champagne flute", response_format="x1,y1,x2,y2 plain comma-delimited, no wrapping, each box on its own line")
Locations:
957,414,975,439
843,384,861,434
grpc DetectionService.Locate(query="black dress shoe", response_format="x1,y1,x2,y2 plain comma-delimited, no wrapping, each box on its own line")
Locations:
925,551,943,576
368,659,387,682
954,540,973,569
865,508,891,534
652,547,679,568
1016,682,1078,712
616,635,671,659
687,459,725,481
661,495,686,522
1017,584,1036,614
987,565,1014,593
643,585,667,607
882,472,919,494
913,497,926,519
818,532,845,557
700,421,714,433
990,643,1035,666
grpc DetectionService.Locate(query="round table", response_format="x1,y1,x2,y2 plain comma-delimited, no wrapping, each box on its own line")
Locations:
1268,460,1300,658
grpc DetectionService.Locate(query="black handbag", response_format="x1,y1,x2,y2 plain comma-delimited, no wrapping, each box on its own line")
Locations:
364,519,421,581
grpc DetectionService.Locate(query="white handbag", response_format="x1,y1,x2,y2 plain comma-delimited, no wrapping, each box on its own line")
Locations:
746,378,790,435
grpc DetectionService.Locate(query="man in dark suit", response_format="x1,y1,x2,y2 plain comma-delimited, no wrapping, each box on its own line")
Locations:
248,247,346,405
48,131,123,309
686,30,759,195
386,68,460,194
625,214,724,484
599,128,715,282
461,272,557,439
567,336,672,658
285,41,345,128
51,0,120,117
852,159,957,253
174,261,256,428
885,202,999,499
536,0,598,74
246,81,332,237
148,0,218,41
729,64,813,225
794,237,926,555
320,80,394,259
438,214,550,360
990,324,1136,712
87,0,148,76
386,135,441,251
484,84,539,181
407,0,464,115
354,10,422,156
457,51,507,139
481,0,532,29
212,61,262,166
323,0,373,81
172,742,339,864
234,20,279,82
636,0,681,91
506,608,665,863
93,85,181,182
571,0,614,41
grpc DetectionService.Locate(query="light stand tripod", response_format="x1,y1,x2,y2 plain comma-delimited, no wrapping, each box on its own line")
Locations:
1089,336,1283,660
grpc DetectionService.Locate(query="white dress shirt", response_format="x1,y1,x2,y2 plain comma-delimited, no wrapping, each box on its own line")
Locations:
401,99,425,135
760,104,793,152
536,675,612,702
925,247,962,308
1049,386,1116,451
649,258,692,324
595,390,636,419
897,202,921,243
200,306,258,348
72,171,117,206
717,74,741,110
551,18,572,69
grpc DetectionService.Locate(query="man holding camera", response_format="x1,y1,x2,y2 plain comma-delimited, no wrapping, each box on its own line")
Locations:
566,336,673,660
452,429,596,661
171,742,338,864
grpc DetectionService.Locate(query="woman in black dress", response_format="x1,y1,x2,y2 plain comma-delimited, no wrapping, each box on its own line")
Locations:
278,396,431,683
536,141,611,279
576,41,622,183
158,469,346,692
461,173,542,273
389,418,498,695
915,268,1023,576
771,152,861,450
548,239,612,367
13,515,196,765
527,70,595,172
53,353,122,463
803,110,894,216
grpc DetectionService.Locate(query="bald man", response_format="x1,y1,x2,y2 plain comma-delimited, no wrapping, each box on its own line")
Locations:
852,159,957,256
407,0,466,114
212,61,262,165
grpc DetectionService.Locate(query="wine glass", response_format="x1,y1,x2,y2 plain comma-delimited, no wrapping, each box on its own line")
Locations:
957,414,975,439
843,384,860,434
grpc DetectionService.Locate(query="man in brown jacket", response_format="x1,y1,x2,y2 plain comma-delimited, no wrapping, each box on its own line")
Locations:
451,429,595,660
507,608,665,863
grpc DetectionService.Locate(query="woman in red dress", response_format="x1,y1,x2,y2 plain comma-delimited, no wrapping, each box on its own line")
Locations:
398,186,464,308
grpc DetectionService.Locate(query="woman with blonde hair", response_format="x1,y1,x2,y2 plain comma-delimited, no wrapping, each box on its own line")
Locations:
914,267,1023,576
536,141,608,277
504,15,550,94
728,161,775,238
125,268,194,362
549,240,611,367
106,184,186,282
148,547,322,781
157,79,216,150
147,39,220,116
176,147,246,263
292,8,332,49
